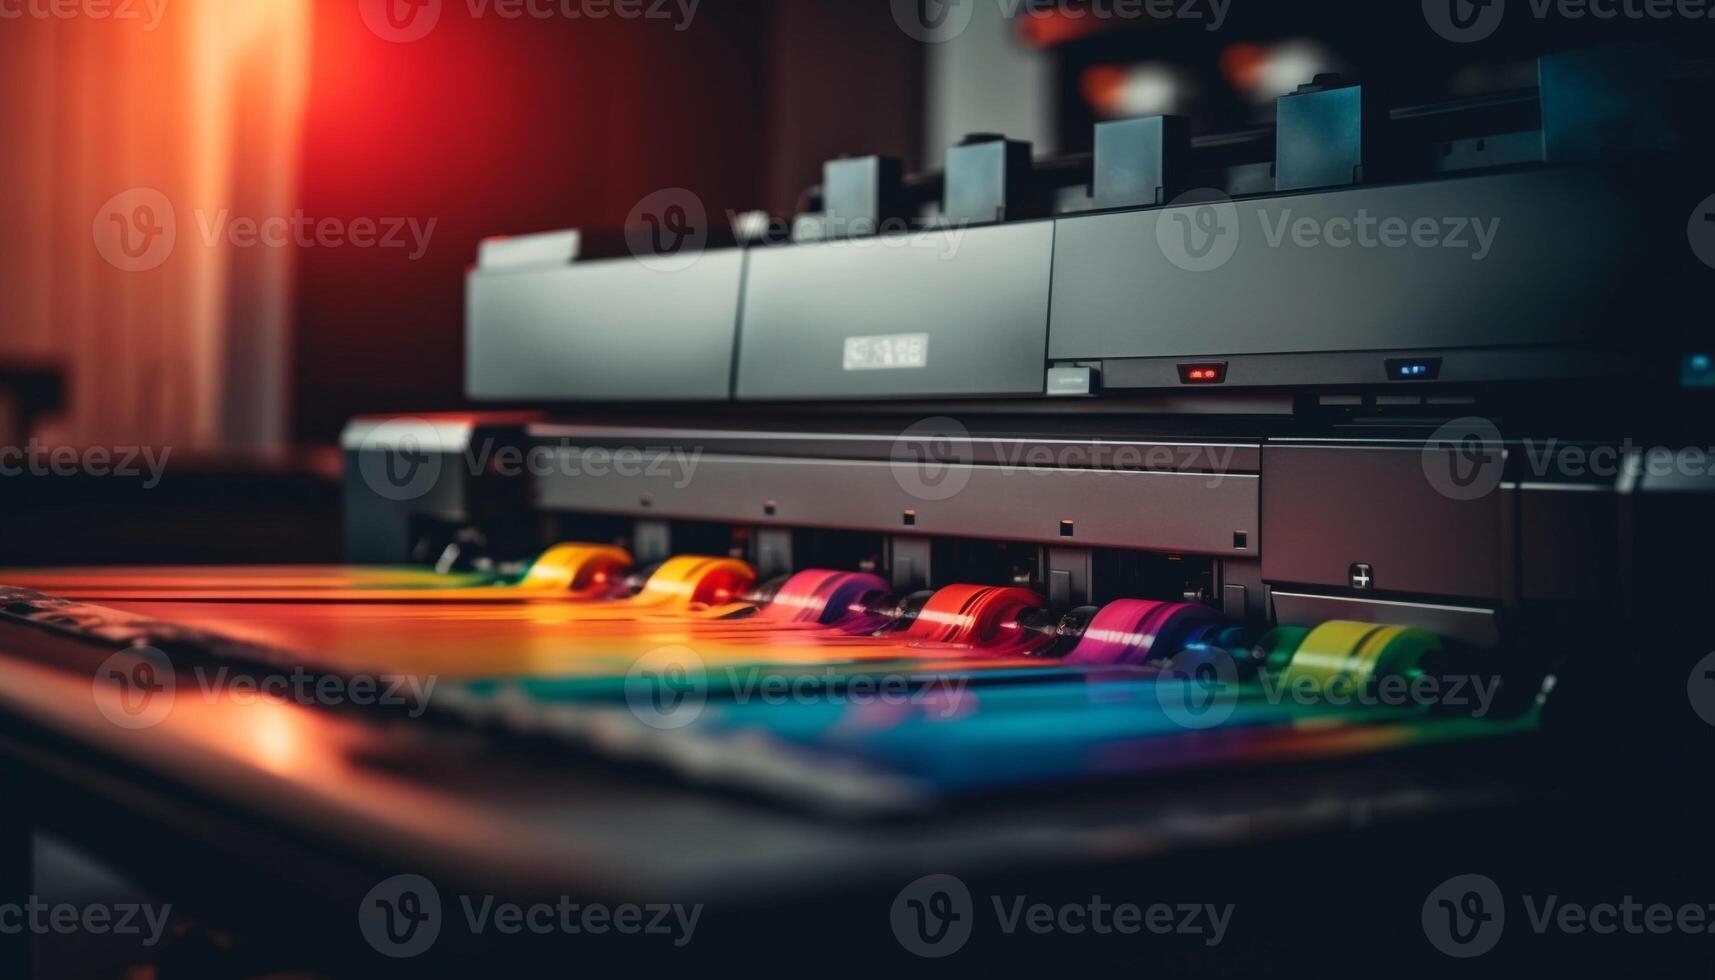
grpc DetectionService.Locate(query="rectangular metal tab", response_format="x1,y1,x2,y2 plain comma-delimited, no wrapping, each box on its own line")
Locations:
467,252,745,402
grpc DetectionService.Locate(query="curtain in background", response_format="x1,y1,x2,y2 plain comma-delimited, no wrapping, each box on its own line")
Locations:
0,0,310,453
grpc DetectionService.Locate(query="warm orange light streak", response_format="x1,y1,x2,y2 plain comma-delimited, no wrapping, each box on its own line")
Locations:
187,0,313,447
0,0,312,449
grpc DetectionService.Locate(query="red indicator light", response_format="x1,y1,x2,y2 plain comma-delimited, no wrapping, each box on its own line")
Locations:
1178,362,1229,385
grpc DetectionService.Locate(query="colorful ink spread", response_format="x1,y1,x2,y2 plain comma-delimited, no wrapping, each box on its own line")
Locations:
2,545,1535,814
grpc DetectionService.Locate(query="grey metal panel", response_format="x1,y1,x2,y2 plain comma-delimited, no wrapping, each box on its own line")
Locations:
527,424,1262,472
1049,169,1639,361
535,451,1257,556
1261,444,1506,600
736,223,1055,399
466,252,745,402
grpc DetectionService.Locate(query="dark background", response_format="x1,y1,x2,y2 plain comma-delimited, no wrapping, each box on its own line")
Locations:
290,0,923,442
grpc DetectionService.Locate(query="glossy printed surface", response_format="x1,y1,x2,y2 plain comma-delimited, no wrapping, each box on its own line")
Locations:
3,551,1527,813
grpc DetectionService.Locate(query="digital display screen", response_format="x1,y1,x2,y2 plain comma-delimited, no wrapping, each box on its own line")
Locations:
843,333,930,371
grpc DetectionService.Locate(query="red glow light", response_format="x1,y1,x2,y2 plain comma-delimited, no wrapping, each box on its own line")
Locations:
1080,65,1128,113
1219,43,1267,90
1179,363,1228,384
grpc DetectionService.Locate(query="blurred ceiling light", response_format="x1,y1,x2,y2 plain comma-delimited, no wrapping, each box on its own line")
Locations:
1218,42,1267,91
1255,39,1338,102
1220,38,1339,105
1080,63,1189,119
1017,5,1132,48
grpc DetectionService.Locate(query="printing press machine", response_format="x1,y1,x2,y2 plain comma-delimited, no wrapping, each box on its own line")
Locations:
2,45,1713,977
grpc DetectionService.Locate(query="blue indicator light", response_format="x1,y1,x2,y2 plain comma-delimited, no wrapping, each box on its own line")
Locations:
1685,354,1715,388
1385,357,1442,381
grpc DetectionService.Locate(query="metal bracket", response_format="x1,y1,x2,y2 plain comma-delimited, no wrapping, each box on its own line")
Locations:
889,537,933,593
